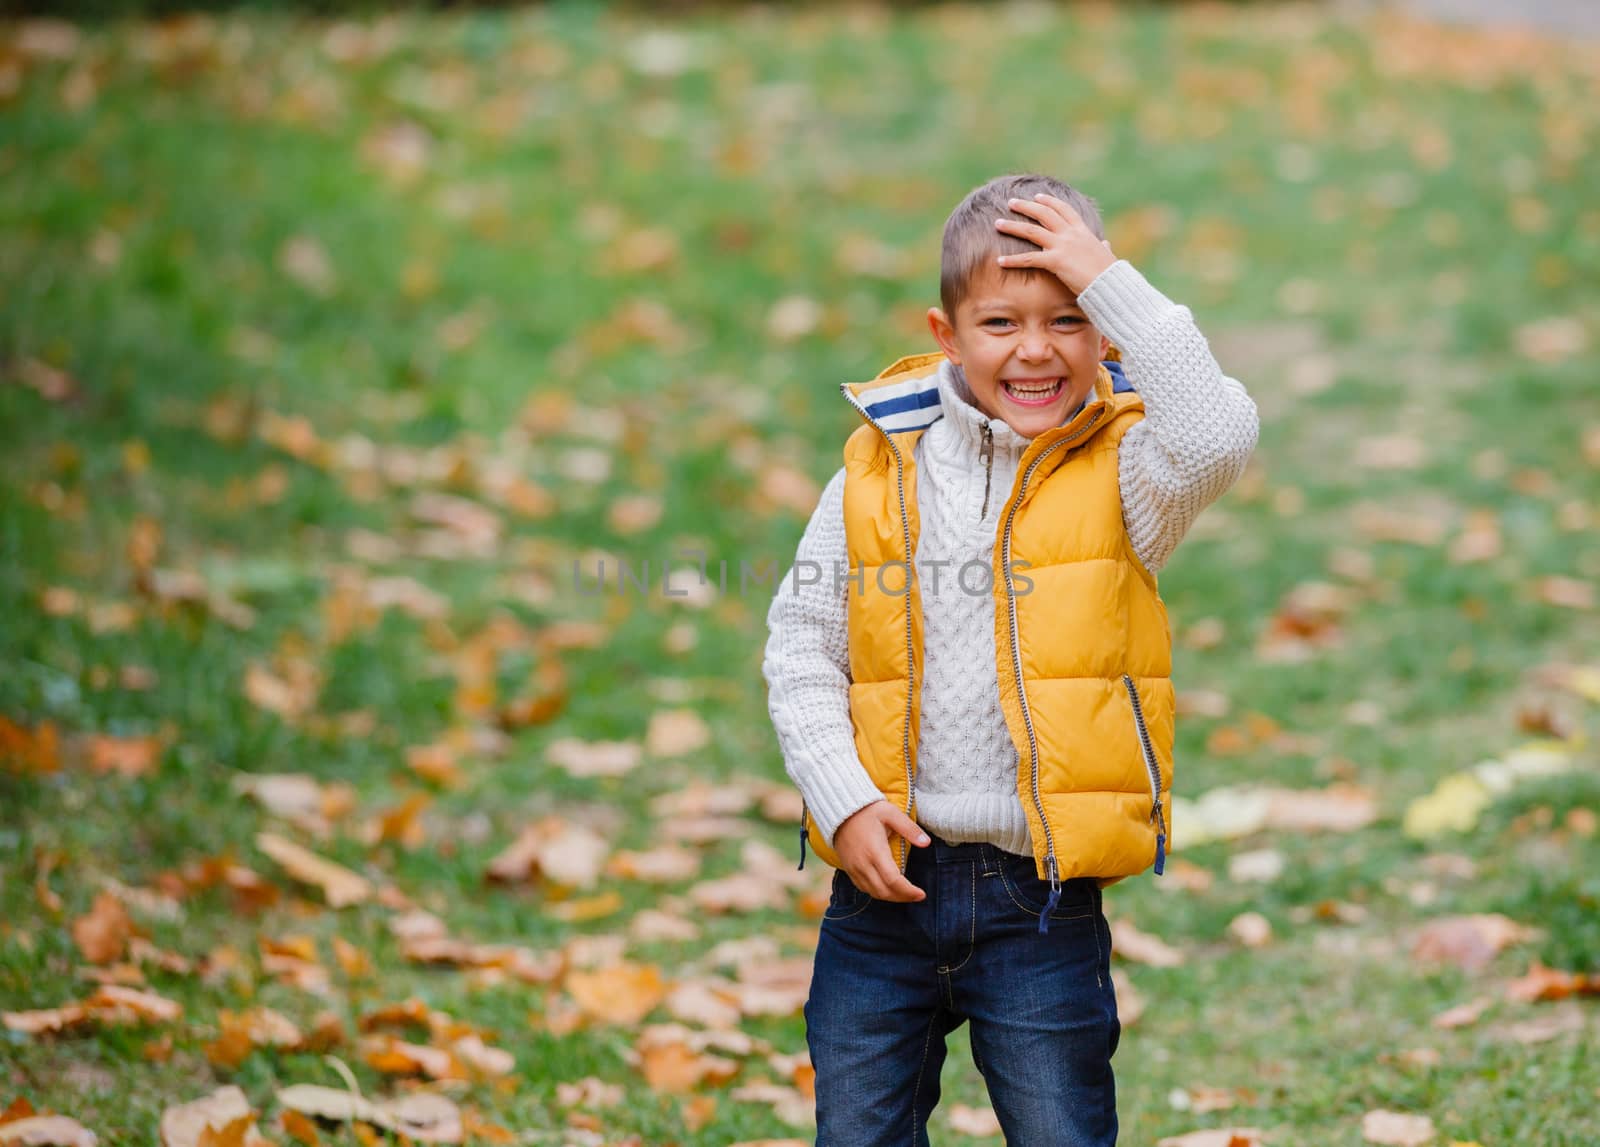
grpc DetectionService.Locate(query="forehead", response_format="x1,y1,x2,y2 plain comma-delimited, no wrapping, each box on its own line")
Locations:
959,265,1081,313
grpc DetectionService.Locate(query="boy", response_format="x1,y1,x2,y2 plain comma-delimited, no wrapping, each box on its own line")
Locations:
762,172,1259,1145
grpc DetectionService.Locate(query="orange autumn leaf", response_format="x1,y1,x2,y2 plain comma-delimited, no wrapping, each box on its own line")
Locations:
255,833,372,907
332,936,373,978
0,717,60,774
72,891,134,964
279,1110,319,1147
564,962,669,1026
86,733,167,778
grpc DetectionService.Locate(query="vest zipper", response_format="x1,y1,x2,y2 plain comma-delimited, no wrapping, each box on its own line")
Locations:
1001,408,1103,934
840,383,920,876
1122,674,1167,876
979,422,994,520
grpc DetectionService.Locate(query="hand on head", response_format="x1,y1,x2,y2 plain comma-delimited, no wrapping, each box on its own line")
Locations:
993,192,1118,297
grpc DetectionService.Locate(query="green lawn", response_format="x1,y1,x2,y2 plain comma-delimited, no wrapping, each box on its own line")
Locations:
2,4,1598,1145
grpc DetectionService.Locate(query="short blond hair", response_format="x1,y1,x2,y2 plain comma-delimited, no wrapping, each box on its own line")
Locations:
939,173,1106,320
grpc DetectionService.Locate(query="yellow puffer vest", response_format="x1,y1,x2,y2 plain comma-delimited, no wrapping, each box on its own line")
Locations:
797,351,1174,916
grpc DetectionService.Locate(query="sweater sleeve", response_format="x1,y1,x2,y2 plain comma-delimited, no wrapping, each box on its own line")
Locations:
1076,259,1261,574
761,465,886,849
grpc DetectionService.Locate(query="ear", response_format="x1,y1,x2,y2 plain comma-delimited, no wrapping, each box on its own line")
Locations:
927,307,961,364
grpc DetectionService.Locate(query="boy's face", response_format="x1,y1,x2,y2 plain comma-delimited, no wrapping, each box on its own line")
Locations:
926,264,1110,440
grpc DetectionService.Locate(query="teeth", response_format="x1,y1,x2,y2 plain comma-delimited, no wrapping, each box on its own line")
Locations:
1005,379,1062,396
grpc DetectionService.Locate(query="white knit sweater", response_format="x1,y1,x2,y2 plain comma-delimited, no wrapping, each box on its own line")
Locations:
762,259,1260,855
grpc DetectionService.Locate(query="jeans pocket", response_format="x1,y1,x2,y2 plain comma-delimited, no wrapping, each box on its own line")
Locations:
822,867,871,920
997,853,1096,921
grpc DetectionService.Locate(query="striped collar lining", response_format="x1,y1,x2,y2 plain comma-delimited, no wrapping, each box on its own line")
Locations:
851,358,1133,436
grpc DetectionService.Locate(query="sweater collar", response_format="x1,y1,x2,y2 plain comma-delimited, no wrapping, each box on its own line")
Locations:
934,359,1086,459
840,351,1134,439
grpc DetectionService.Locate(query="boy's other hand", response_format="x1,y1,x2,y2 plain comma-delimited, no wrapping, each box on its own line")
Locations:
993,193,1118,296
835,800,930,902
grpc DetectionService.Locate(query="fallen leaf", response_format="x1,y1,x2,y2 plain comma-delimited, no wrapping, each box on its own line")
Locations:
645,709,711,758
1155,1130,1265,1147
1110,918,1185,967
0,1117,99,1147
1411,914,1535,972
72,891,133,964
159,1087,269,1147
1361,1108,1435,1145
255,833,372,907
275,1085,461,1144
485,817,608,888
565,962,669,1026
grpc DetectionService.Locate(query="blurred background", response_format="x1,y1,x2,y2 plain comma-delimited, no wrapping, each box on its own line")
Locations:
2,2,1597,1144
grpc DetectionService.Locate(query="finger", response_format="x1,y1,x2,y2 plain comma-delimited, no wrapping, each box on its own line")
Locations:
995,249,1041,267
994,217,1052,244
869,847,925,901
1004,196,1056,224
1032,192,1085,228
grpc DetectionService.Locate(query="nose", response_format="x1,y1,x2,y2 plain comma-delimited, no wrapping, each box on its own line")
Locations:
1016,336,1052,364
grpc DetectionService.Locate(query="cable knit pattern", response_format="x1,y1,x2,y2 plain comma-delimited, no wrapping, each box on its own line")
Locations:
762,259,1260,854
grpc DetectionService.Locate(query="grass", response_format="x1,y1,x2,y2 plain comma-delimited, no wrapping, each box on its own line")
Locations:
2,3,1599,1144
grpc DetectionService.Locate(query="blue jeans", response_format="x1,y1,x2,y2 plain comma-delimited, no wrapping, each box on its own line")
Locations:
804,834,1120,1146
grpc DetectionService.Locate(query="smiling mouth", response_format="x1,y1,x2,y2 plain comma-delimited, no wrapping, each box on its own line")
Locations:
1001,377,1064,404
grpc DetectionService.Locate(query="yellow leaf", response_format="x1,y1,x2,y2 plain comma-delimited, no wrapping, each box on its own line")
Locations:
1402,773,1490,839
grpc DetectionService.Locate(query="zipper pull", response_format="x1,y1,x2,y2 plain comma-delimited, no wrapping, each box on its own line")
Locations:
979,422,994,519
1038,853,1062,934
1153,798,1167,876
797,801,809,871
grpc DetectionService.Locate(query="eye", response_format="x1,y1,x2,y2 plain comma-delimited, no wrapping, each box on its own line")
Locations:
981,317,1012,328
1054,316,1084,325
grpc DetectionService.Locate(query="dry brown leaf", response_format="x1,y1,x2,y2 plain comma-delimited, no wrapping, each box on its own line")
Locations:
545,737,641,778
233,774,355,837
159,1087,269,1147
278,1109,319,1147
403,743,463,788
645,709,711,758
1531,576,1594,611
1266,784,1378,833
565,962,669,1026
1109,918,1185,967
2,1004,92,1036
944,1103,1001,1136
244,663,320,721
1360,1109,1435,1145
1513,315,1587,363
275,1086,461,1145
1432,997,1491,1029
85,734,165,778
1411,914,1535,972
72,891,133,964
485,817,608,888
1504,959,1596,1003
637,1041,740,1094
363,1035,459,1079
0,1116,99,1147
1350,503,1447,546
1156,1130,1265,1147
86,985,182,1025
255,833,372,907
0,717,61,775
278,236,337,296
1353,433,1427,470
1448,510,1502,564
1227,912,1273,949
